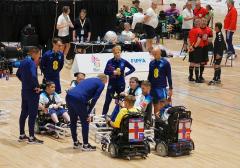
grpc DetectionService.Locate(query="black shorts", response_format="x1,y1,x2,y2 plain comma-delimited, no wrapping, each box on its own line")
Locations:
201,46,209,63
213,55,223,65
58,35,70,44
183,29,190,44
189,47,202,63
144,24,156,39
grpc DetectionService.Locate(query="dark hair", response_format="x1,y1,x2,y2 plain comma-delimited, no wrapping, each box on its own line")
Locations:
80,9,87,14
215,22,222,30
45,81,55,88
130,77,139,83
52,37,62,44
206,4,213,10
141,80,151,87
28,46,40,54
74,72,86,77
63,6,70,13
138,8,143,13
125,95,136,106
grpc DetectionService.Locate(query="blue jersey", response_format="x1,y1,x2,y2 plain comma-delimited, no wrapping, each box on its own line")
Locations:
67,78,105,112
104,58,135,85
40,50,64,78
16,56,39,91
148,58,173,89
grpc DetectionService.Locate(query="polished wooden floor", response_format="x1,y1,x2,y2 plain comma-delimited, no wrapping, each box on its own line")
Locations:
1,1,240,167
0,51,240,167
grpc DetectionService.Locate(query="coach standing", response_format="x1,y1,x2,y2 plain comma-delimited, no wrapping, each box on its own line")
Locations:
66,74,107,151
224,0,238,57
143,1,158,52
102,45,135,115
40,38,64,94
16,47,43,144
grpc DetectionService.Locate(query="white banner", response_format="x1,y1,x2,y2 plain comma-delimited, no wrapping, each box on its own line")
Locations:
71,52,152,74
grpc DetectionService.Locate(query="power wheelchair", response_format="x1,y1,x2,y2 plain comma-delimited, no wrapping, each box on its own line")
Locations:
102,112,150,160
154,106,194,157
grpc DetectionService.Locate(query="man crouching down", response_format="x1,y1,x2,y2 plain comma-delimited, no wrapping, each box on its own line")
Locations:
66,74,107,151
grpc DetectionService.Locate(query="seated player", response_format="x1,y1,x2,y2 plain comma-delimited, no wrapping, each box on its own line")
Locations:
135,81,152,127
106,95,138,128
111,77,141,121
39,81,70,127
70,72,86,88
208,22,226,85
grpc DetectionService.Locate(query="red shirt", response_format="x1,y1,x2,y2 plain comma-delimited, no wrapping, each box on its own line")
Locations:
188,27,202,46
193,7,207,18
224,6,238,31
199,27,213,47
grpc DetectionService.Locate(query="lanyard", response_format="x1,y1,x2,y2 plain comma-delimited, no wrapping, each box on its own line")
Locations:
80,19,86,28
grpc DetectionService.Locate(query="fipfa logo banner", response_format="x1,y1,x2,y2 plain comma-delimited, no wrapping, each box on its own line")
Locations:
72,52,152,74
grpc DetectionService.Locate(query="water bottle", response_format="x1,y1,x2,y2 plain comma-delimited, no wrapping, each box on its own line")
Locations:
97,36,100,44
80,36,84,43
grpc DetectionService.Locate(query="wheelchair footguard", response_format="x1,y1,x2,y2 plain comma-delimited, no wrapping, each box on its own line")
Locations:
89,114,112,148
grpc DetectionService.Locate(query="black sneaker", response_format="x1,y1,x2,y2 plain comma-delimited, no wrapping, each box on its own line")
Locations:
73,141,83,149
215,79,221,84
195,79,203,83
28,136,44,144
188,76,195,82
82,143,96,151
208,80,216,85
199,76,205,82
18,134,29,142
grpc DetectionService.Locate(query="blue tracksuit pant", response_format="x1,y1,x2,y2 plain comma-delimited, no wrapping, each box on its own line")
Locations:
102,84,125,115
66,95,89,144
19,91,39,137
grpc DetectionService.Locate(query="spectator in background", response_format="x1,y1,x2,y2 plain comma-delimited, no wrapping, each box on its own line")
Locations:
132,8,144,29
193,0,208,19
224,0,238,58
121,22,136,41
73,9,92,43
182,1,194,51
205,5,214,27
165,3,180,17
122,5,132,17
143,1,158,52
57,6,74,66
130,0,140,15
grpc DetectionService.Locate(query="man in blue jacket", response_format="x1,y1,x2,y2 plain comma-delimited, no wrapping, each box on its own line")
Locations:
40,38,64,94
148,47,173,117
66,74,107,151
16,46,44,144
102,45,135,115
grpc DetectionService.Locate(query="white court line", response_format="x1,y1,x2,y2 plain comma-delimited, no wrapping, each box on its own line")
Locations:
171,69,240,78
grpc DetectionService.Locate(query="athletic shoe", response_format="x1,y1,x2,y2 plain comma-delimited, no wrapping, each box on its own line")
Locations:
73,141,83,149
82,143,96,151
208,80,216,85
195,79,204,83
28,136,44,144
18,134,29,142
199,76,205,82
188,76,195,82
215,79,221,84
